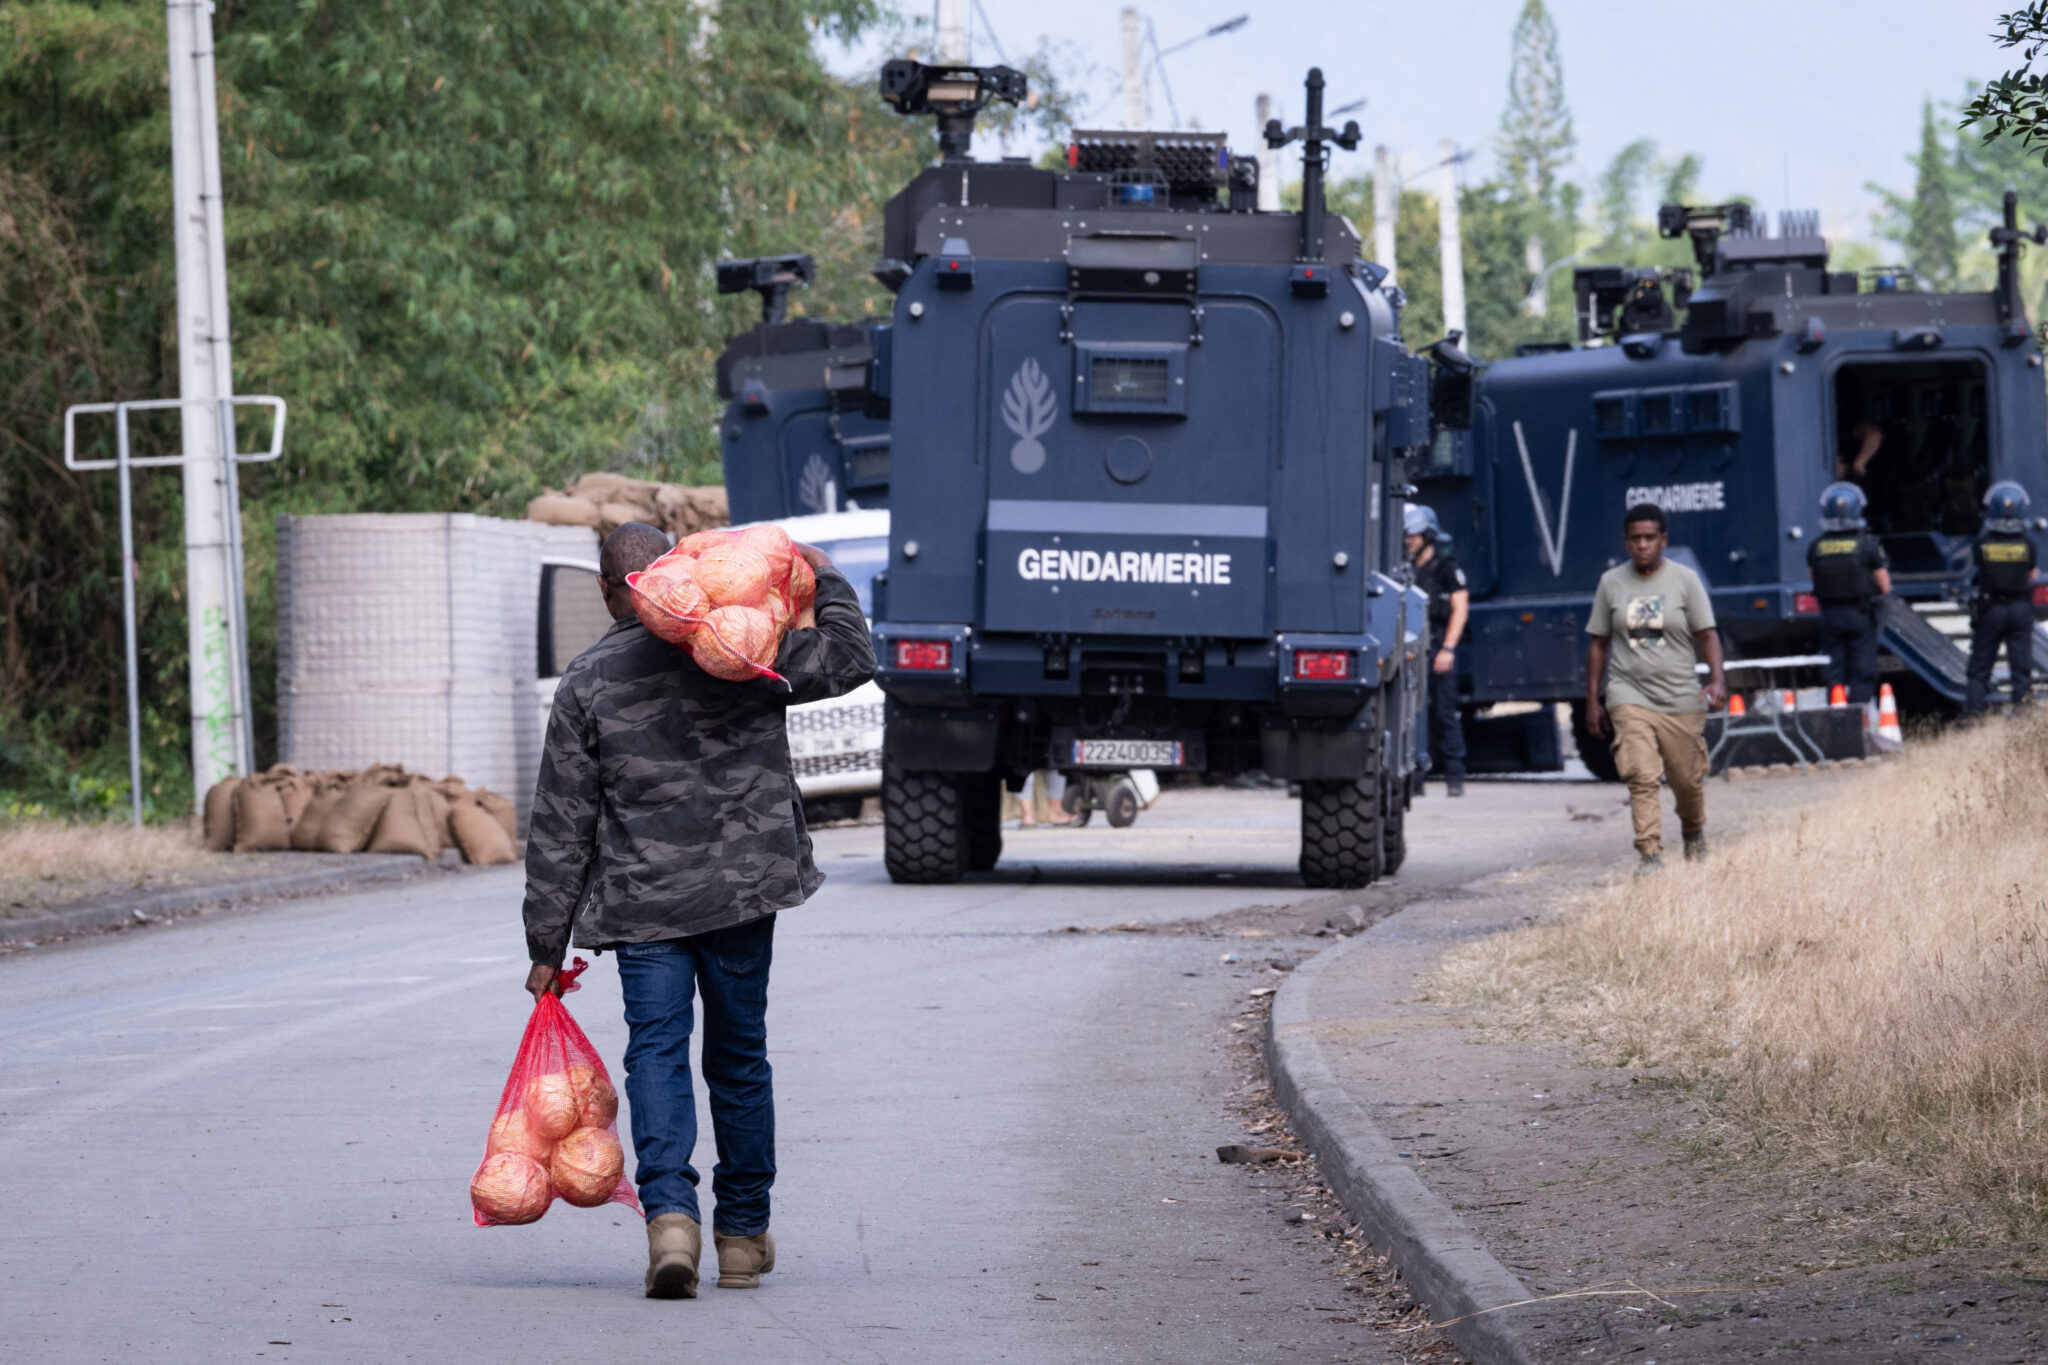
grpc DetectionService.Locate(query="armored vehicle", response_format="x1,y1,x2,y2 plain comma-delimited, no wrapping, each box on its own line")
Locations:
715,253,892,523
1417,197,2048,773
865,60,1443,887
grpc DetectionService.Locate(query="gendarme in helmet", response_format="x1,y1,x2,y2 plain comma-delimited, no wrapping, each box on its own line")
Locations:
1985,480,2032,533
1819,481,1868,532
1403,502,1441,540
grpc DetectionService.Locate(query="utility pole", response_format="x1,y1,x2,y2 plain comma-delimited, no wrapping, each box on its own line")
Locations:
1438,138,1466,344
934,0,967,63
1524,233,1548,317
165,0,254,803
1372,144,1397,285
1255,93,1280,211
1121,8,1145,129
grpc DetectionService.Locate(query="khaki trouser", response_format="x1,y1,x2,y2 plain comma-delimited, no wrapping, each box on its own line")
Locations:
1608,704,1708,857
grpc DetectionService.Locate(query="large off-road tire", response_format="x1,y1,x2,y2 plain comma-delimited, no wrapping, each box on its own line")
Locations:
1299,773,1386,889
961,774,1003,872
883,769,967,884
1569,701,1621,783
1379,768,1408,876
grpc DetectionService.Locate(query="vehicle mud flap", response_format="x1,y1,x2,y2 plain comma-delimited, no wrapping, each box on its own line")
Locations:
1299,729,1385,890
961,773,1003,872
884,769,969,884
1570,700,1620,783
1378,765,1407,876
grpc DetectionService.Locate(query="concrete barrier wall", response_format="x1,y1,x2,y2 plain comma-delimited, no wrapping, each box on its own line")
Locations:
276,513,600,830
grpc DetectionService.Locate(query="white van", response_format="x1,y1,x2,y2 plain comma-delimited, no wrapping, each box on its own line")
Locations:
536,509,887,819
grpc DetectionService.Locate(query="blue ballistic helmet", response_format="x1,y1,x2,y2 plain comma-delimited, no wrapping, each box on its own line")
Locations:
1403,502,1441,539
1819,481,1867,531
1985,480,2032,531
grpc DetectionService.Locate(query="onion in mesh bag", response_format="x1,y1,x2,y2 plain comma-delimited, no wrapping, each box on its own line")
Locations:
690,605,779,681
551,1126,627,1207
487,1109,555,1163
691,543,771,609
471,1152,553,1224
678,528,734,556
789,553,817,615
567,1063,619,1127
524,1071,581,1142
737,524,796,580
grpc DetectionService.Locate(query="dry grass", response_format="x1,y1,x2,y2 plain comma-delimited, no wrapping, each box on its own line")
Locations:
0,817,216,906
1431,712,2048,1231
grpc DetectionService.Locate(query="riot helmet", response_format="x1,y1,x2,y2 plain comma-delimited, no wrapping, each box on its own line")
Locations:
1819,481,1867,532
1985,480,2032,533
1403,503,1440,540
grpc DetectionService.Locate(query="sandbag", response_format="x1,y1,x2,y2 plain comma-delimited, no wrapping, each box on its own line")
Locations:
597,500,654,532
450,800,518,865
319,782,395,853
231,780,291,853
368,783,440,858
527,492,601,529
567,471,664,512
275,774,315,827
202,779,241,852
476,790,518,844
290,784,345,851
655,484,728,538
421,783,453,852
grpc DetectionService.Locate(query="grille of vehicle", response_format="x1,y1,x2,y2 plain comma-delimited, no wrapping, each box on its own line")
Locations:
795,748,883,778
788,701,885,736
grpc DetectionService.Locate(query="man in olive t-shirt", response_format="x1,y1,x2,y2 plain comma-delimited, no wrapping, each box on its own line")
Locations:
1585,504,1727,867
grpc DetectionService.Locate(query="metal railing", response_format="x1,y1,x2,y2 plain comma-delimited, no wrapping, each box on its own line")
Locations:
63,396,287,825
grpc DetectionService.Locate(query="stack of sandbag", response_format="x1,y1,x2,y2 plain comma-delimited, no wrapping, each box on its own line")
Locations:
526,472,729,540
202,765,521,866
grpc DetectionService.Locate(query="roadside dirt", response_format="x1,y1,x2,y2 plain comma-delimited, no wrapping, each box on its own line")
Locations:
1298,778,2048,1363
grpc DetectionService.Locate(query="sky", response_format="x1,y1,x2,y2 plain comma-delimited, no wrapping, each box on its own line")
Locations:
825,1,2023,242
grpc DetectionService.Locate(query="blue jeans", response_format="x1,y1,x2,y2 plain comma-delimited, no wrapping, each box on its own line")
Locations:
614,915,776,1234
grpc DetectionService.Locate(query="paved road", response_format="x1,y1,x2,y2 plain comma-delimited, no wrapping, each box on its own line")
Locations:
0,783,1599,1364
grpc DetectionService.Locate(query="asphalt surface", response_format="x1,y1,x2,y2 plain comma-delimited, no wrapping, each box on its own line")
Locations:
5,783,1572,1365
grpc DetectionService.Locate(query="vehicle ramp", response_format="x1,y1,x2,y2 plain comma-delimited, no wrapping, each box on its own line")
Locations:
1877,597,1970,702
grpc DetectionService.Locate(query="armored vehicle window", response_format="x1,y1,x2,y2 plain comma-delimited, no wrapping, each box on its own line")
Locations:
1092,356,1170,402
1832,358,1990,543
1639,390,1680,436
1593,392,1635,439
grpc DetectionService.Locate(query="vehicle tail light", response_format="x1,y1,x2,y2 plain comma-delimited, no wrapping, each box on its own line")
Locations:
1293,649,1352,681
892,639,951,671
1793,592,1820,616
2034,584,2048,608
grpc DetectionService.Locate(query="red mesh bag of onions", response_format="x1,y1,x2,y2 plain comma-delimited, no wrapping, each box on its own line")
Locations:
624,525,817,686
471,958,640,1226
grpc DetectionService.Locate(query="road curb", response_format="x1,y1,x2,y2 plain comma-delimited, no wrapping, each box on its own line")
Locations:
1266,930,1539,1365
0,854,472,947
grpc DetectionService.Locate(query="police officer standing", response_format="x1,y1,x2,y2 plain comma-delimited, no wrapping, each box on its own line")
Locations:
1806,482,1892,705
1965,481,2040,716
1405,504,1468,797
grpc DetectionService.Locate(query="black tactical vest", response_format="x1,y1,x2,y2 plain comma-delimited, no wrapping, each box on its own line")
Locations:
1974,532,2037,598
1808,534,1876,605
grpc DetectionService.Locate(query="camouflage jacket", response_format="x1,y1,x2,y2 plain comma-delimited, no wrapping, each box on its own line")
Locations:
521,564,876,964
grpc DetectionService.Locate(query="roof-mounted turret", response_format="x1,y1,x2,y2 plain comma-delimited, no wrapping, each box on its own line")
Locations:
717,254,816,326
878,59,1027,162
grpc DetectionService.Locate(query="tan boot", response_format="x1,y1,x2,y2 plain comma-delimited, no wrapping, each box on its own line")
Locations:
644,1213,702,1299
714,1230,776,1289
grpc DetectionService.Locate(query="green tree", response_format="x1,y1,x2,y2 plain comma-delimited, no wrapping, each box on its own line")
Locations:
1497,0,1575,211
1961,1,2048,159
1905,99,1962,287
0,0,908,811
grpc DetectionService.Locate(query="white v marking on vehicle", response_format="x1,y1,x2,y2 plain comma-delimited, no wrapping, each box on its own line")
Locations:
1514,420,1576,577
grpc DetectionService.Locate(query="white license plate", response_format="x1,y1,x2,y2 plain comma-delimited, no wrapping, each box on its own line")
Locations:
1069,739,1182,768
790,730,880,760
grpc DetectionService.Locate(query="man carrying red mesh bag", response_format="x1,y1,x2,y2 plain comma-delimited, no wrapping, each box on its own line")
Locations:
522,521,875,1298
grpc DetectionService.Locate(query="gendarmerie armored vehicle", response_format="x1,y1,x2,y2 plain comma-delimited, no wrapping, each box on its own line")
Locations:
1416,196,2048,774
714,253,892,522
865,59,1454,887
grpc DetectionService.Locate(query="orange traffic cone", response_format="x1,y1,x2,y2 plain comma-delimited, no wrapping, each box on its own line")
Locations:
1727,692,1747,716
1874,683,1904,751
1829,684,1847,707
1783,689,1798,712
